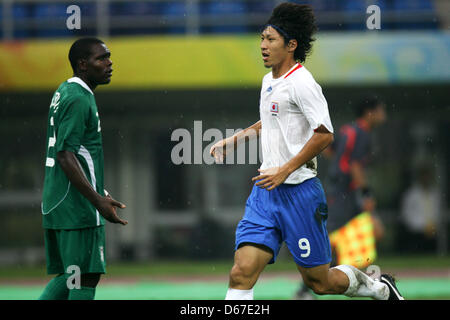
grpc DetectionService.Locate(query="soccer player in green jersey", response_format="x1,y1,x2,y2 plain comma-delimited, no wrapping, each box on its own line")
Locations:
39,38,128,300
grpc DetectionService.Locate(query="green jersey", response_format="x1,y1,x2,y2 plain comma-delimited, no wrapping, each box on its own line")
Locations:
41,77,105,229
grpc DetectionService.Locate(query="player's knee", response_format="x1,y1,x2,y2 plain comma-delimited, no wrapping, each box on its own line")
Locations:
229,263,248,282
229,261,256,285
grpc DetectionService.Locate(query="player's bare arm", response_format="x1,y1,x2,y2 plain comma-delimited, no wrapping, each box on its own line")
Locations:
253,125,333,190
350,156,383,237
349,161,376,212
349,161,367,189
210,120,261,163
57,150,128,225
321,144,334,159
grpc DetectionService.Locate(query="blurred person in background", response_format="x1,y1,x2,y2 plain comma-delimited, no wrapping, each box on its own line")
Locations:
39,38,127,300
296,95,388,299
398,162,441,253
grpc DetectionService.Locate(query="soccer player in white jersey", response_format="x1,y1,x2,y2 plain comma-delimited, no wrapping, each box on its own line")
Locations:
210,3,403,300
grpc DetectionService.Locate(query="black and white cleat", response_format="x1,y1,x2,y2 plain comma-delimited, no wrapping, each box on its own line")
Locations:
380,274,405,300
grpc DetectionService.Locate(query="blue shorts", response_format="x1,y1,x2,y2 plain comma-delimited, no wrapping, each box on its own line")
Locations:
235,177,332,268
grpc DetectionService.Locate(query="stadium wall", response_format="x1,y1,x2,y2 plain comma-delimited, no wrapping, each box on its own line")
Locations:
0,32,449,91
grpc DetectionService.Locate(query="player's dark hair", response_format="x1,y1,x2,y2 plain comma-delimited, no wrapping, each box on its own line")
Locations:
355,95,384,118
265,2,317,63
68,37,104,73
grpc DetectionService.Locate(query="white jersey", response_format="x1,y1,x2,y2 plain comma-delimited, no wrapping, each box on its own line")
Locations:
259,62,334,184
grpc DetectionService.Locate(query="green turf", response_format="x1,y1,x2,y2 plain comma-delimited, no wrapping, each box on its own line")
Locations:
1,277,449,300
0,255,448,300
1,255,449,279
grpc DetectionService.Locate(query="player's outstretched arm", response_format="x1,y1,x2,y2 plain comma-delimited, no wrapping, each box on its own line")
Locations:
57,150,128,225
210,120,261,163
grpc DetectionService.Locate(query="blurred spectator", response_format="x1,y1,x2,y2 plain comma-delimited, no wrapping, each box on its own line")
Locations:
398,163,441,253
325,95,387,235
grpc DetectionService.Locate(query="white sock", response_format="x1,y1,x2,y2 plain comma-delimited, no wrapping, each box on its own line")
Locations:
225,288,254,300
333,265,389,300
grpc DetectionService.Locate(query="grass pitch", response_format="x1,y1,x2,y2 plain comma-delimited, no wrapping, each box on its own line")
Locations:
0,255,448,300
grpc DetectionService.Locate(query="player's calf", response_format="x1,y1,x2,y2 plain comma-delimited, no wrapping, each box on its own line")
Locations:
300,265,349,295
305,281,331,295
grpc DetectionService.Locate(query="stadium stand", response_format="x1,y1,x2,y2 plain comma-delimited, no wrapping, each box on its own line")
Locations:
0,0,442,40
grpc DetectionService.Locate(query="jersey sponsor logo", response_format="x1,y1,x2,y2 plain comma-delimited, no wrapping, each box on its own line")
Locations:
270,102,279,115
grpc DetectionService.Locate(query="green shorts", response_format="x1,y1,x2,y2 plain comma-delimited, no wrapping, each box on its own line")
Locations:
44,226,106,275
